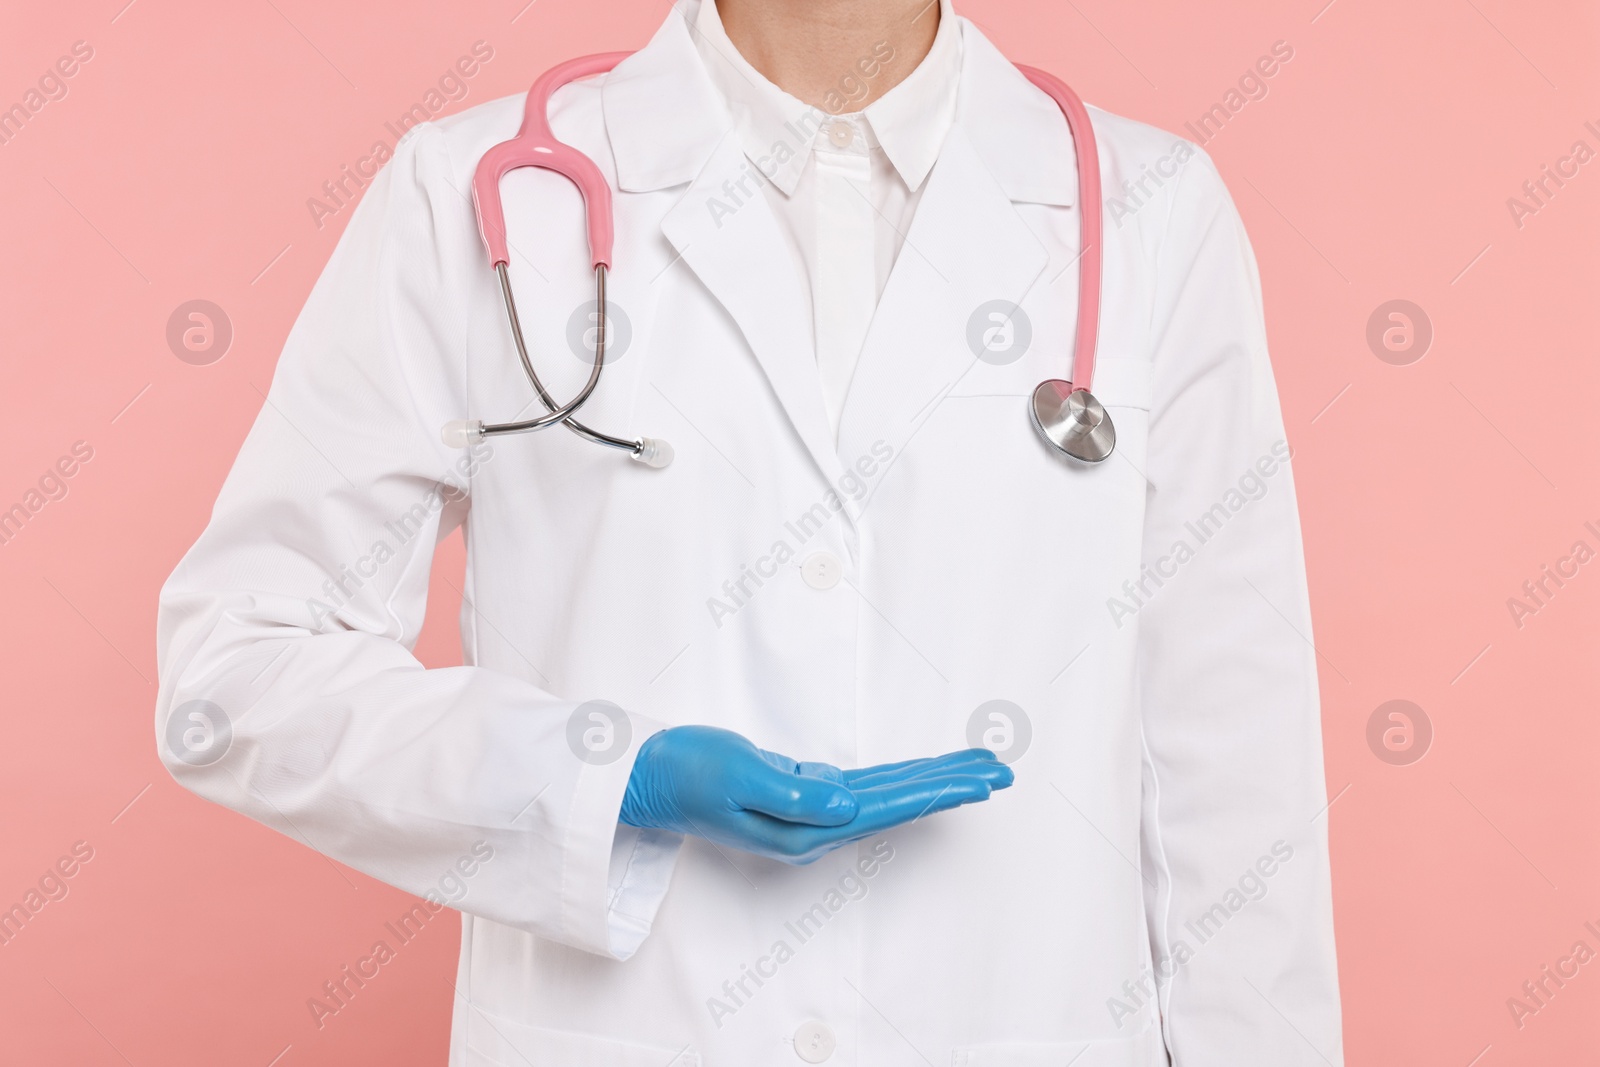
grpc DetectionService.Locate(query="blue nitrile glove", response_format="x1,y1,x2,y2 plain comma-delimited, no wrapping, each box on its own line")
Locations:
619,725,1013,864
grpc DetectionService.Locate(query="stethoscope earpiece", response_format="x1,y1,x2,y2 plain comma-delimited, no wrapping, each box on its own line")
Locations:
1030,380,1115,464
630,437,675,468
441,420,484,449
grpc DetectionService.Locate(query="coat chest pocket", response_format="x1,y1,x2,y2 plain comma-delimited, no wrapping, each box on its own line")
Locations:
945,355,1153,413
1078,357,1152,413
938,355,1154,475
465,1006,699,1067
951,1023,1168,1066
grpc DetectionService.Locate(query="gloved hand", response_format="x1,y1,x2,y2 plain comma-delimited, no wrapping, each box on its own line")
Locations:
619,725,1013,864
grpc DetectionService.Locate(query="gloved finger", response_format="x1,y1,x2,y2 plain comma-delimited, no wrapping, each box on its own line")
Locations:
731,760,860,826
754,747,848,784
850,774,998,830
843,749,1010,789
795,761,847,783
839,748,988,783
756,774,999,864
856,758,1014,791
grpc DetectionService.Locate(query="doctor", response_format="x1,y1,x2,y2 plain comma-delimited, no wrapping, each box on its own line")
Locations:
156,0,1343,1063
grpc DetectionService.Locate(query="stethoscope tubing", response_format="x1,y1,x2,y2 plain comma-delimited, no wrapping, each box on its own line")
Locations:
477,263,637,453
447,50,1110,468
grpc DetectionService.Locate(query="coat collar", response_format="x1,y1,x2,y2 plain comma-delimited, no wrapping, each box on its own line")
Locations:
685,0,961,199
603,0,1080,208
601,3,729,194
604,0,1081,496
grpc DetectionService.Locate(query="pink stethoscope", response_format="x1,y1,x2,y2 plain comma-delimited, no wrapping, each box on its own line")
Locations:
442,53,1114,467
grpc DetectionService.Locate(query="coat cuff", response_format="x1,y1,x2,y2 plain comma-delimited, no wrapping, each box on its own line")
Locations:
558,714,681,958
604,825,686,959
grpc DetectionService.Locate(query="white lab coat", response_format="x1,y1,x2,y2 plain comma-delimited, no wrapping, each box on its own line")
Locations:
155,5,1343,1065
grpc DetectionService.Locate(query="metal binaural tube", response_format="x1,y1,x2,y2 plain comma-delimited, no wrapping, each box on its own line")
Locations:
443,263,672,466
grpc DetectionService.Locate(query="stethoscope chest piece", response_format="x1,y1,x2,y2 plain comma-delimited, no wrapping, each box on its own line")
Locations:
1030,380,1115,464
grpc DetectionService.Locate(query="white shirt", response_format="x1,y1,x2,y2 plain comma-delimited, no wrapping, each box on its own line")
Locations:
689,0,961,440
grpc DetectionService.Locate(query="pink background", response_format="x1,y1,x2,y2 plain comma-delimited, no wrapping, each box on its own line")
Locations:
2,0,1596,1063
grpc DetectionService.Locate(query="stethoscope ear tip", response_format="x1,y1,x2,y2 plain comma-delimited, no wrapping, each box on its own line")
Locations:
631,437,674,469
442,419,485,449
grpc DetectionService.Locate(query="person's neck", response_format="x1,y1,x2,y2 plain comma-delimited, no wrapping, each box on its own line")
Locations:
713,0,939,113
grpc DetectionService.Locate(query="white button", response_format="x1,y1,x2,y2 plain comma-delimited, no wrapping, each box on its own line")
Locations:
801,552,842,590
793,1020,836,1063
826,120,854,148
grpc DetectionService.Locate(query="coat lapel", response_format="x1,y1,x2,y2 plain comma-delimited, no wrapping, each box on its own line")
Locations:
606,3,846,490
657,137,847,490
834,124,1051,480
835,24,1082,493
603,3,1080,494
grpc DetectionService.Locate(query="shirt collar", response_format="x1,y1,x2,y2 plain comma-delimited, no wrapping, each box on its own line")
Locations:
688,0,961,197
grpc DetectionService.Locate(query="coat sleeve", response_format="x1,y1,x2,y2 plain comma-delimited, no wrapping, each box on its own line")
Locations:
1135,147,1343,1064
154,123,679,961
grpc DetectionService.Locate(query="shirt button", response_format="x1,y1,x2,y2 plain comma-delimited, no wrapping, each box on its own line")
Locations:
801,552,843,590
826,120,854,148
793,1020,836,1062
